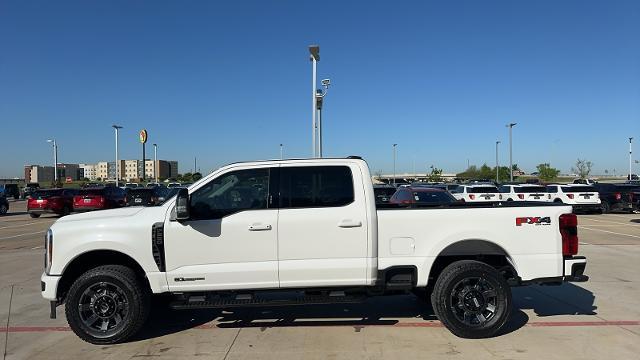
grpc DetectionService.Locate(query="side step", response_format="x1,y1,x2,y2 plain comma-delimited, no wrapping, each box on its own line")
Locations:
169,291,366,310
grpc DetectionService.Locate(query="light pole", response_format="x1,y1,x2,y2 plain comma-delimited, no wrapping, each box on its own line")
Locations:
153,143,158,183
630,137,634,180
315,79,330,157
279,144,284,160
309,45,320,157
112,125,122,183
507,122,517,181
393,144,398,187
495,140,501,184
46,139,58,183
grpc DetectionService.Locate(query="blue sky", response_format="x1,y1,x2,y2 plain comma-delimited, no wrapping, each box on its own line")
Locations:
1,0,638,178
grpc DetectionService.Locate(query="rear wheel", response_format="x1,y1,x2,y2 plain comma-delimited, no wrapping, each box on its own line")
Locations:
600,201,610,214
431,260,511,338
0,204,7,215
29,213,40,218
65,265,150,344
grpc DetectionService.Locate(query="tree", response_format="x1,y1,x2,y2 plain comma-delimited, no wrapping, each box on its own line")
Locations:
512,164,520,171
572,159,593,179
536,163,560,182
427,167,443,182
192,172,203,181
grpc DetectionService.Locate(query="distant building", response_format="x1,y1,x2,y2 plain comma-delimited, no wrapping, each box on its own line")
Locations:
25,160,179,182
79,164,97,180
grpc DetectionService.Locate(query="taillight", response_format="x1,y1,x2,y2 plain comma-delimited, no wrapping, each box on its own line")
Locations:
559,213,578,256
469,194,476,200
518,194,525,200
567,194,574,199
614,192,621,201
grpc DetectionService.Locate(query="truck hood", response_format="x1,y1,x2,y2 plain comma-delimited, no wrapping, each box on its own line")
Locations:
56,207,146,223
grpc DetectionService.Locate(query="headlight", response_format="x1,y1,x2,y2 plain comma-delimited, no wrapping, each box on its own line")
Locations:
44,229,53,274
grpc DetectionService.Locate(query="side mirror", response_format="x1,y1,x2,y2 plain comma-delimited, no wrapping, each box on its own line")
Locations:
175,188,190,221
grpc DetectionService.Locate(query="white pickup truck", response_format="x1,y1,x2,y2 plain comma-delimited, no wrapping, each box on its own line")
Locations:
41,157,588,344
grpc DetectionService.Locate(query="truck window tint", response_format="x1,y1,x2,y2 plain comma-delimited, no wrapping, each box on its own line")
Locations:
280,166,354,208
190,168,270,220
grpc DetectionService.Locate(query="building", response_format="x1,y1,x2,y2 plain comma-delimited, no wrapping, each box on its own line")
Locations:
79,164,97,181
27,165,55,183
96,162,109,180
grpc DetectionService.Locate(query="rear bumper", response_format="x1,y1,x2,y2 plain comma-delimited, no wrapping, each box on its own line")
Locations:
519,256,588,285
28,208,61,215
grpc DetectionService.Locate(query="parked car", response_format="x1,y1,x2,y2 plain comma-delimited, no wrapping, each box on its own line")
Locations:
573,179,598,185
41,157,587,344
451,184,502,202
389,187,457,206
499,184,548,202
22,183,40,199
0,184,20,200
72,187,127,212
546,184,601,213
373,185,397,204
593,183,638,213
126,187,168,207
27,189,78,218
0,194,8,215
420,183,460,192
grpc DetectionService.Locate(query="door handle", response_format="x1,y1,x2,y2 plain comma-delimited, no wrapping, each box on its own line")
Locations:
338,219,362,228
248,223,272,231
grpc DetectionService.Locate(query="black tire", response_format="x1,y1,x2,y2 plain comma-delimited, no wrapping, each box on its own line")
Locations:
29,213,40,218
0,204,7,215
65,265,150,344
431,260,512,339
600,201,610,214
60,206,71,217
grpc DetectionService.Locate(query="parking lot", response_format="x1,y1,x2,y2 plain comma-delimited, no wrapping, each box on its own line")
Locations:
1,200,639,360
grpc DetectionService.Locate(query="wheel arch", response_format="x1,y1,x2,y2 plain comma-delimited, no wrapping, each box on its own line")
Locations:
56,250,150,303
427,239,518,287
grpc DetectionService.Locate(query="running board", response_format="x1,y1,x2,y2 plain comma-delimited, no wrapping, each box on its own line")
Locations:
170,292,366,310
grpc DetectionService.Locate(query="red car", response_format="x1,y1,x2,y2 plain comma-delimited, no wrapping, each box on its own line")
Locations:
389,186,457,205
27,188,78,218
73,187,127,212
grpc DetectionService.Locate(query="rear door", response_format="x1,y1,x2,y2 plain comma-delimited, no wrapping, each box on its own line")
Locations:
277,164,369,287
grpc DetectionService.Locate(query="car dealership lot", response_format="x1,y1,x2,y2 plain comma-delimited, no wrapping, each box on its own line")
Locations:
1,201,639,359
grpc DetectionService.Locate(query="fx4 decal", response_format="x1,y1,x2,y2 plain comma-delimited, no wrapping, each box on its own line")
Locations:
516,217,551,226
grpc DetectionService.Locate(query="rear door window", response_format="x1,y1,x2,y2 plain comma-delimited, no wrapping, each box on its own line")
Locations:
515,186,546,193
280,166,354,208
468,187,500,193
561,186,596,193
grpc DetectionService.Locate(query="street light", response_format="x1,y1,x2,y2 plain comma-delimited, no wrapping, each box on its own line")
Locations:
630,137,634,181
315,79,330,157
309,45,320,158
153,143,158,183
393,144,398,187
495,141,501,184
112,125,123,183
46,139,58,183
506,123,517,181
279,143,284,160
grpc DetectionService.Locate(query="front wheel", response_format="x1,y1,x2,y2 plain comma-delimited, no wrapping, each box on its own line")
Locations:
0,204,7,215
431,260,512,338
65,265,150,344
29,213,40,218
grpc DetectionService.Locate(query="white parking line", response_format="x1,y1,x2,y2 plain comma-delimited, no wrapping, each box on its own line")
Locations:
0,222,48,230
31,246,43,250
605,214,640,219
0,231,45,241
579,226,640,239
580,218,639,226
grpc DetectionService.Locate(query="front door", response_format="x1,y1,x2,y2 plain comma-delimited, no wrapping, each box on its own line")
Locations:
164,166,279,291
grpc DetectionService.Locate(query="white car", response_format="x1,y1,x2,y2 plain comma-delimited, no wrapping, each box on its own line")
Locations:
546,184,601,213
451,184,502,202
499,184,549,202
41,157,587,344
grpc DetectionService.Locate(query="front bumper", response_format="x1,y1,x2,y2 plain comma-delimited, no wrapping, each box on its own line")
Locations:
41,272,61,301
